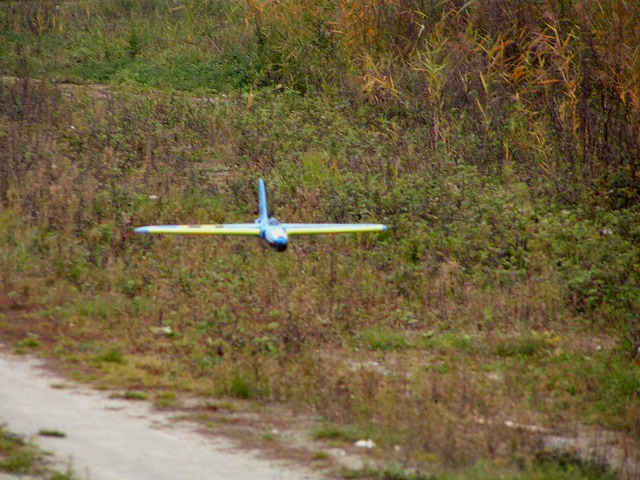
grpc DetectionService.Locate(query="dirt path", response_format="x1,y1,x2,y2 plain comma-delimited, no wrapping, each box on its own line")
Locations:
0,350,320,480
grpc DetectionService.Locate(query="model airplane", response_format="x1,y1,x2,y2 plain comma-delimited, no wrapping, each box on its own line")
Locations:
135,178,387,251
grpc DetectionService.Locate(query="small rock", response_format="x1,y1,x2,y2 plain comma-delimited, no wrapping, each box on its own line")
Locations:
150,326,173,336
354,439,375,449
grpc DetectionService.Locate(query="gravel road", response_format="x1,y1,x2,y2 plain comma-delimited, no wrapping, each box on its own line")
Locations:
0,350,318,480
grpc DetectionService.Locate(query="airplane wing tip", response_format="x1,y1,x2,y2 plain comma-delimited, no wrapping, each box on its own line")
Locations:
133,224,261,235
282,223,389,235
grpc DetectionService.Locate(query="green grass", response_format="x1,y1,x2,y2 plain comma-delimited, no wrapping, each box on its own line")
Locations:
0,448,36,474
38,429,67,438
312,424,362,444
495,336,554,358
260,431,277,442
355,329,409,352
95,348,125,365
223,372,270,400
14,336,41,353
122,391,148,401
420,333,475,353
0,425,79,478
229,375,252,399
50,473,82,480
154,391,177,408
343,459,619,480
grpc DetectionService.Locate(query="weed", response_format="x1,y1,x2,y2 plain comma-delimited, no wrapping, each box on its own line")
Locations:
229,375,252,400
223,370,270,401
260,431,276,442
121,391,147,401
0,425,80,479
420,333,474,353
312,424,360,444
49,472,82,480
0,448,35,474
14,336,41,353
495,336,552,358
380,464,434,480
95,348,125,365
0,427,35,475
154,391,177,408
355,329,408,352
534,451,618,480
0,427,20,453
342,467,377,479
312,451,330,461
218,415,241,425
38,429,66,438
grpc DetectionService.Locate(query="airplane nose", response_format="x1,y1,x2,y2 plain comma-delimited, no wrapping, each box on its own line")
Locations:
271,236,288,252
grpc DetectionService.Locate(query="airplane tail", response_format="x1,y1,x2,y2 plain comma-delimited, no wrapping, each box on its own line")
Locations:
258,178,268,222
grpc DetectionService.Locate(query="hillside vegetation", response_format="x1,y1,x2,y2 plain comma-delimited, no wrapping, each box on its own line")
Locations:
0,1,639,479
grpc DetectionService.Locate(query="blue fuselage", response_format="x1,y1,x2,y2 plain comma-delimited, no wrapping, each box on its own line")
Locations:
256,178,289,251
258,217,288,252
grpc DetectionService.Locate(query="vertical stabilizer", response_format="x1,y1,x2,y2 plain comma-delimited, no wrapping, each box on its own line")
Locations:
258,178,268,222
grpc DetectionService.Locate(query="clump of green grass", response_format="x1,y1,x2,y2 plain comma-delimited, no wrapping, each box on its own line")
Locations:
341,466,381,479
108,390,147,401
357,458,620,480
378,464,433,480
355,329,408,352
495,336,553,358
73,297,118,321
342,465,433,480
532,451,618,480
49,472,82,480
229,375,252,400
0,426,37,475
122,391,147,401
311,451,330,461
222,371,270,401
0,448,36,474
260,431,276,442
95,348,125,365
312,424,361,444
38,429,66,438
0,429,31,473
209,416,239,426
154,391,177,408
0,426,81,479
14,336,41,353
419,333,474,353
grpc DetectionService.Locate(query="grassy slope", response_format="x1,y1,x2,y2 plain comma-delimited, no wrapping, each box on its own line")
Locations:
0,1,639,479
0,424,78,479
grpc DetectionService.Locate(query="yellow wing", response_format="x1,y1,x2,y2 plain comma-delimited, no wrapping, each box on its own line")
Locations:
134,224,260,235
282,224,387,235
